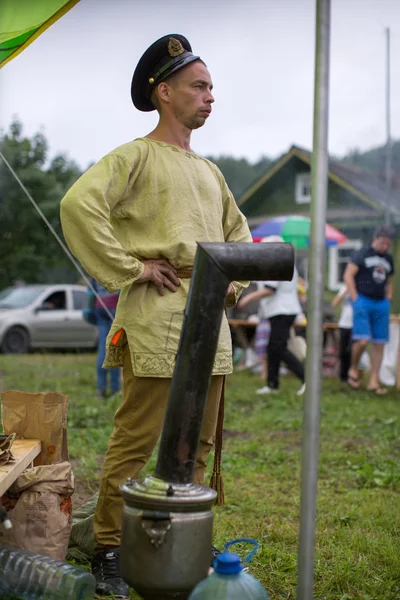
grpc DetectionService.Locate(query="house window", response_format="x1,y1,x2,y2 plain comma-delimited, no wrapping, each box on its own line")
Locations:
72,290,86,310
295,173,311,204
328,240,362,290
42,291,66,310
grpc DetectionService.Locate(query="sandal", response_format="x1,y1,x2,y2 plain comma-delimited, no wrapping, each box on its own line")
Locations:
347,373,360,390
366,387,388,396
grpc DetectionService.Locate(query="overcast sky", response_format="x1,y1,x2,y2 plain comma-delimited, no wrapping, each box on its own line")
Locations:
1,0,399,169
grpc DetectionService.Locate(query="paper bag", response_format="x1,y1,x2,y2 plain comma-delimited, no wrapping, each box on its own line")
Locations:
1,391,69,465
0,462,74,560
287,327,307,362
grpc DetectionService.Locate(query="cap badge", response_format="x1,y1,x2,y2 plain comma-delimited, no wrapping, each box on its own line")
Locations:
168,37,185,57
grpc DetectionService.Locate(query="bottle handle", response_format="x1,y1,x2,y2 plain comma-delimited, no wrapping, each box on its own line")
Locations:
223,538,259,564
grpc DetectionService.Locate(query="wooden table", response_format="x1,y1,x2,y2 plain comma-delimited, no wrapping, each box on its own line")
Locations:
0,439,41,497
229,319,339,331
229,316,400,389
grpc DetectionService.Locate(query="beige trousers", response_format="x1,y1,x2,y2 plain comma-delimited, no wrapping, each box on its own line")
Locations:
93,346,223,549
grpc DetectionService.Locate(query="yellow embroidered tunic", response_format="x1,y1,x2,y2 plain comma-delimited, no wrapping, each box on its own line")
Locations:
60,138,252,377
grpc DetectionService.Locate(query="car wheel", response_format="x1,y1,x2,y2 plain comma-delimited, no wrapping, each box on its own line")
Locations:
1,326,30,354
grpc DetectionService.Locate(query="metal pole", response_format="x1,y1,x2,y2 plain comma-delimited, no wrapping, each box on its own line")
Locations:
297,1,330,599
155,242,294,484
384,27,392,225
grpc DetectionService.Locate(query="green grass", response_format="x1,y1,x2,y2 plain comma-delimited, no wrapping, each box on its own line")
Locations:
1,353,400,599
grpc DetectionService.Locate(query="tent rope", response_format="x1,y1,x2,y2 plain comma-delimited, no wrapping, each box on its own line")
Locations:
0,150,114,319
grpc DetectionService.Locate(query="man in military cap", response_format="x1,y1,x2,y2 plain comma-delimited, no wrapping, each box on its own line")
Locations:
61,34,252,597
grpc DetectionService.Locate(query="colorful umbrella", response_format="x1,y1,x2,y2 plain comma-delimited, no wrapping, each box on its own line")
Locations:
0,0,80,69
251,215,347,248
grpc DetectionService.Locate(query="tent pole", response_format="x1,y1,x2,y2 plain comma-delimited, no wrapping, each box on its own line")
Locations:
296,1,331,599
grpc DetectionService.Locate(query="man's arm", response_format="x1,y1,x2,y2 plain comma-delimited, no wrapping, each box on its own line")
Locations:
386,276,393,301
343,263,359,301
60,153,144,292
61,152,178,295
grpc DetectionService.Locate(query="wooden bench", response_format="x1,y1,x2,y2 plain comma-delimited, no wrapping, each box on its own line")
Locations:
0,439,41,497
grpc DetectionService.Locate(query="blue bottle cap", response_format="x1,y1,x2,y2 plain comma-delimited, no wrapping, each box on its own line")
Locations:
213,552,242,575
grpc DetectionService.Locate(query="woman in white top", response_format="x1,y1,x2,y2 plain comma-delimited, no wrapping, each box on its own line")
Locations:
332,284,353,382
238,235,305,395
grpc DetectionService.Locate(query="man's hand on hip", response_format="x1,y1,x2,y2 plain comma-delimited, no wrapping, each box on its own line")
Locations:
138,259,180,296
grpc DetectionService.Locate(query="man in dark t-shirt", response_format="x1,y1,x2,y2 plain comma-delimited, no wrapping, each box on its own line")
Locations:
344,225,395,394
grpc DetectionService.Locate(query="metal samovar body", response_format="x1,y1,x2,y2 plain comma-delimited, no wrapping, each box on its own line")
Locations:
120,477,216,599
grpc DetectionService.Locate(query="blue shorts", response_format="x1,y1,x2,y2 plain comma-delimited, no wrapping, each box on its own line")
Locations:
352,294,390,344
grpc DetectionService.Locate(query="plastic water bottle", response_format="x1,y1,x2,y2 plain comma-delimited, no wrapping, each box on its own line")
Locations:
188,538,269,600
0,546,96,600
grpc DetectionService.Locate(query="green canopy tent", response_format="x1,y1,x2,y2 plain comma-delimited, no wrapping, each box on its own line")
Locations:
0,0,80,69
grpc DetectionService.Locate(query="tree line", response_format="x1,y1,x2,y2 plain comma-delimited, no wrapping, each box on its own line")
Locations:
0,118,399,289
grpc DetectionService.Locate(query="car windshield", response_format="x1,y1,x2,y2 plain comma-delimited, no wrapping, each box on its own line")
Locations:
0,286,47,309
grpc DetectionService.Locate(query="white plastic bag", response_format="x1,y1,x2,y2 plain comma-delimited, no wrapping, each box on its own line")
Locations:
287,328,307,362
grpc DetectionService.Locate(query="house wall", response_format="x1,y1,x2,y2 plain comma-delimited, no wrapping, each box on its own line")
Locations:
332,224,373,245
242,159,381,227
241,164,298,220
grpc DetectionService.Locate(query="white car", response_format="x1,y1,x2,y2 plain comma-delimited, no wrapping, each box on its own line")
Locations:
0,284,98,353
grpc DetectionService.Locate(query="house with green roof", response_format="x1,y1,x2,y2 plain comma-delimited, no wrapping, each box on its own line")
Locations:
238,145,400,307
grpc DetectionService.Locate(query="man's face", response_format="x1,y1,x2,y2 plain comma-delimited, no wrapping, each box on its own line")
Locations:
166,61,215,130
372,236,393,255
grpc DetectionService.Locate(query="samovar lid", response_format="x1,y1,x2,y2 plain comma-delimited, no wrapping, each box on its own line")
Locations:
120,475,217,512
